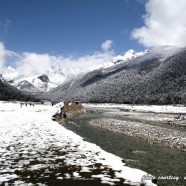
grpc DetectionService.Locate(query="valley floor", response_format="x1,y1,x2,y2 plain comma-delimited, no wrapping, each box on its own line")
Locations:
0,101,156,186
84,104,186,151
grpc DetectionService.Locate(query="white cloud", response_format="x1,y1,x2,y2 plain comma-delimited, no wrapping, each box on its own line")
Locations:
0,41,21,72
0,42,5,73
131,0,186,48
101,40,113,51
1,40,115,82
15,51,114,79
16,53,51,76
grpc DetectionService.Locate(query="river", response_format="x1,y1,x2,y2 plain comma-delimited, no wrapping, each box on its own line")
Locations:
64,109,186,186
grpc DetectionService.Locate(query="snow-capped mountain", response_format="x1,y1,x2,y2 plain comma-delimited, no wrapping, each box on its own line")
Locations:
2,49,149,92
2,66,66,92
17,80,39,92
112,49,148,64
42,46,185,104
0,78,38,101
2,72,57,92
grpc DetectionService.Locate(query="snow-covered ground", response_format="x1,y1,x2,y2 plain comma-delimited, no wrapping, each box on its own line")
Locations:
0,101,156,185
84,103,186,114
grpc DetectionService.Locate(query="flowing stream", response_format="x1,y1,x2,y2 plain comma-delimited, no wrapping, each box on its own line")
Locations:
65,111,186,186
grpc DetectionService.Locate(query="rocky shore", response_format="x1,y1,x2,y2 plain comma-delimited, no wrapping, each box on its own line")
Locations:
85,104,186,152
89,118,186,151
53,103,186,151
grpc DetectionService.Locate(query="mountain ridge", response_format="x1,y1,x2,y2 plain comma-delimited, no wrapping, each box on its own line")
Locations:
41,46,186,105
2,49,148,92
0,78,39,101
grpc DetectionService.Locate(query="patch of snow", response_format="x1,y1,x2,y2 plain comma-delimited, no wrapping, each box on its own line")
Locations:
112,49,148,64
0,174,18,182
0,101,156,185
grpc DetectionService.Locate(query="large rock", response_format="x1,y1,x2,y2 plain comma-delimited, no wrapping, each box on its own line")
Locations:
61,101,85,116
53,101,86,124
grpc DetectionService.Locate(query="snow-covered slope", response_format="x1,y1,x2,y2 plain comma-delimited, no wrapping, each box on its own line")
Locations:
2,49,149,92
0,101,156,185
2,67,65,92
1,66,18,83
0,78,38,101
112,49,148,64
17,80,39,92
5,47,177,93
3,46,180,97
42,46,185,104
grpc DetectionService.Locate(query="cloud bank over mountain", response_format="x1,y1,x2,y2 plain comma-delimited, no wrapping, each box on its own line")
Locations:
1,40,114,79
132,0,186,48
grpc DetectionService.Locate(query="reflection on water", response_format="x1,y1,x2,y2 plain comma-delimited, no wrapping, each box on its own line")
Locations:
65,112,186,186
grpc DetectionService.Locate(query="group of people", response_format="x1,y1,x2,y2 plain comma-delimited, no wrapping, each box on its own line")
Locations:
20,102,35,107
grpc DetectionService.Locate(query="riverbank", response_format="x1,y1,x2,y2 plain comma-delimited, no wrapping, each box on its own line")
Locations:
65,110,186,186
0,101,156,186
53,101,86,124
84,104,186,151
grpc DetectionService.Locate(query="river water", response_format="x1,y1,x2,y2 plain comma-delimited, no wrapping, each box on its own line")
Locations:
65,111,186,186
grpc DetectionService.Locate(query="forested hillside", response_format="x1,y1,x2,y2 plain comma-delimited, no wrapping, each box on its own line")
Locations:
0,79,39,102
42,48,186,105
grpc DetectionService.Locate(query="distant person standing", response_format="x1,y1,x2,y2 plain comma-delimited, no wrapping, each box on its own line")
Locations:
63,111,67,119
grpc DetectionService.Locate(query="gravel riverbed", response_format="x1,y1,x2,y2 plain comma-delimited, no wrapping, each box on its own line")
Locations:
85,104,186,151
89,118,186,151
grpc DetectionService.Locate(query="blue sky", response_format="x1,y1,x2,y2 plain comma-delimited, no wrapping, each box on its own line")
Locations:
1,0,186,76
0,0,146,56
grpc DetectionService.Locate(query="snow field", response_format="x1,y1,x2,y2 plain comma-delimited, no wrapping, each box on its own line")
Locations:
0,101,156,185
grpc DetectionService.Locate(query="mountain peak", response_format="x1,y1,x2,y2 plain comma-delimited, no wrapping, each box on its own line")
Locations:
112,49,148,64
43,47,186,104
17,80,39,92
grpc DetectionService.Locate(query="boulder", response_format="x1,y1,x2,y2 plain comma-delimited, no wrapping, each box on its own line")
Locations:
53,101,86,124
